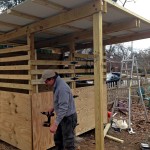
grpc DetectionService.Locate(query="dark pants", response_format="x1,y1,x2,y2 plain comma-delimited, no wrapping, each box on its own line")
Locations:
54,113,77,150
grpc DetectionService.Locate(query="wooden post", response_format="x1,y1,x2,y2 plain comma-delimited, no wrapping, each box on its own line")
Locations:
103,46,108,124
93,12,104,150
27,32,36,150
69,41,76,89
27,32,37,93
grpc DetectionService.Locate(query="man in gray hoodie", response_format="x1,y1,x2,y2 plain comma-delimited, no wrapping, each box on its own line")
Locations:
41,70,77,150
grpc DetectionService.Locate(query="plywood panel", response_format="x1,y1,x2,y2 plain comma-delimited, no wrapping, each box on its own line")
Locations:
74,86,107,135
73,86,95,135
32,92,55,150
0,91,32,150
32,86,107,149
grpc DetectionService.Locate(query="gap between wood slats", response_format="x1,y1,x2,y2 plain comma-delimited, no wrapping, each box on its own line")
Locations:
31,75,94,85
31,69,94,74
31,60,94,66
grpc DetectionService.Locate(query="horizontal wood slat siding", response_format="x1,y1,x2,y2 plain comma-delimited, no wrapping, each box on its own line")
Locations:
0,74,31,80
0,65,30,70
0,83,32,90
0,45,30,92
0,45,29,54
0,55,30,62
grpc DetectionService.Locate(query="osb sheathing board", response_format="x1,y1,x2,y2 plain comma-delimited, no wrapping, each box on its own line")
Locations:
0,91,32,150
32,86,107,149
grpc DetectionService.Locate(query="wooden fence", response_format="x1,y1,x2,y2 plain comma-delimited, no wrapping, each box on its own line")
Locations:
107,77,150,104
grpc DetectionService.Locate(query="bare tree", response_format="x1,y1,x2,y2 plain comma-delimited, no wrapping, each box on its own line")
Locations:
0,0,25,12
137,48,150,74
105,43,139,72
111,0,136,7
106,43,134,59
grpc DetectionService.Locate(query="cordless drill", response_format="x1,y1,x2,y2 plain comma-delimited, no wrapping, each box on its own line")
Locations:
41,111,54,127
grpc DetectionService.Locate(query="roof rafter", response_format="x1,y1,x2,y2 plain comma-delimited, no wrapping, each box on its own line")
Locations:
104,30,150,45
35,19,140,48
62,30,150,50
35,29,92,48
103,19,140,34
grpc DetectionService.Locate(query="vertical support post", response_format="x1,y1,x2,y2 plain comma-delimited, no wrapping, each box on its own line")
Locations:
27,32,36,150
69,41,76,89
27,32,36,93
93,12,104,150
103,46,108,124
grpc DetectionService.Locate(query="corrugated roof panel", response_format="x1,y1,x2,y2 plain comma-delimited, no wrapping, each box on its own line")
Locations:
35,32,55,39
0,25,14,32
103,6,134,23
139,22,150,30
107,30,132,37
50,0,91,9
0,12,33,25
12,0,60,18
68,19,92,29
48,26,74,34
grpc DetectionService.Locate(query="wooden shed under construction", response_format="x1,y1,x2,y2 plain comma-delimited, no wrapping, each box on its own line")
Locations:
0,0,150,150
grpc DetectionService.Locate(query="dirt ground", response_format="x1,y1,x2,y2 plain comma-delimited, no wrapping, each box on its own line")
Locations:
0,99,150,150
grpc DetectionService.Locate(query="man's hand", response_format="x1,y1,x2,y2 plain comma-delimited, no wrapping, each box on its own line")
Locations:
50,123,58,133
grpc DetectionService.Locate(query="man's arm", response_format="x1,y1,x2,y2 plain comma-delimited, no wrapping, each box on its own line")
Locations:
50,89,69,133
55,89,69,125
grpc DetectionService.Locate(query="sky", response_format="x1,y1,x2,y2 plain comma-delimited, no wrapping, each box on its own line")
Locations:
117,0,150,50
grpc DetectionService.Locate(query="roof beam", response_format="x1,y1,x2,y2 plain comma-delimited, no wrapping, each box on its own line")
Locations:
0,21,21,28
104,30,150,45
31,0,69,11
35,19,140,48
63,29,150,49
35,29,93,48
7,9,41,21
103,19,140,34
0,0,103,43
73,30,150,48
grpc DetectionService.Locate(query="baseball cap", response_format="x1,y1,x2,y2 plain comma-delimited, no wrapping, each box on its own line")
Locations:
40,70,55,82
